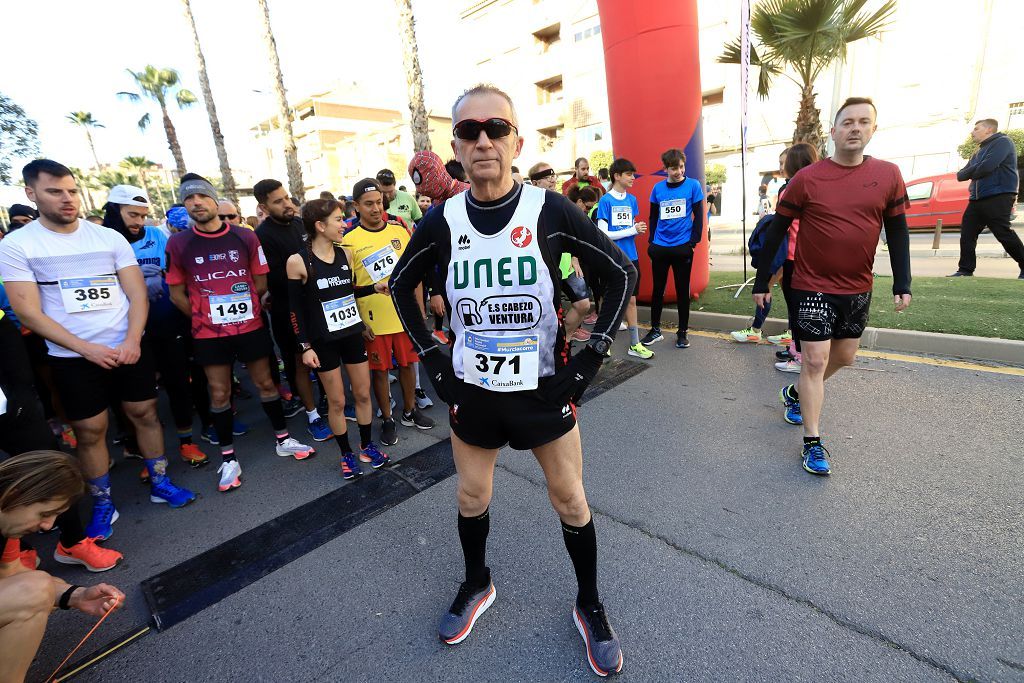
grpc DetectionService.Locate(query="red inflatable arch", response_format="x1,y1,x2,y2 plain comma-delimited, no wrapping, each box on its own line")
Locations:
596,0,708,301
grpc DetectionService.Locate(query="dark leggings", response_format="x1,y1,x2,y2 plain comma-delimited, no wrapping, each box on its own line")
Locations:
150,331,210,432
648,243,694,332
781,259,801,353
0,317,85,547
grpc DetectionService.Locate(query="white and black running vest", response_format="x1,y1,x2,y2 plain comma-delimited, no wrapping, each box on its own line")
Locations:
443,185,557,391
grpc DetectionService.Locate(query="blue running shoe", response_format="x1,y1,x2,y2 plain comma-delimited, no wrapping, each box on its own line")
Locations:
201,425,219,445
341,453,363,480
86,499,119,540
232,419,250,436
150,478,198,508
779,384,802,425
343,404,356,422
438,574,495,644
359,441,390,468
574,601,624,677
307,416,332,442
802,442,832,475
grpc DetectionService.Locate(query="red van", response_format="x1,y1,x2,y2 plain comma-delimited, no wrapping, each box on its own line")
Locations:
905,172,969,231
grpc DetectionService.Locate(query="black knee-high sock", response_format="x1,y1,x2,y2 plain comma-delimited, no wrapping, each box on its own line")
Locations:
562,517,599,607
458,509,490,587
358,423,372,449
334,431,352,455
261,395,288,437
211,405,234,459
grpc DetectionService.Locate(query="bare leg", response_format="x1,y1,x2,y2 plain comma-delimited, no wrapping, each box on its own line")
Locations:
398,364,416,414
121,399,164,460
318,367,347,437
346,362,373,426
0,571,54,683
372,370,393,419
532,426,589,526
452,432,499,517
70,412,110,480
797,338,860,437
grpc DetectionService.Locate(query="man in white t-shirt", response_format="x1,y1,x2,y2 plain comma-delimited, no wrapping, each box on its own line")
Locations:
0,160,196,544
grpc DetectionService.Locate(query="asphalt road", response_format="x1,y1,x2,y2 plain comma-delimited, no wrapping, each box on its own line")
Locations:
24,332,1022,683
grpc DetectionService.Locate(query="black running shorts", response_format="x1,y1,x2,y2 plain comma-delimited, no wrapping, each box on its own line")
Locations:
560,273,589,304
311,334,368,373
449,379,577,451
792,290,872,342
192,328,274,366
48,343,159,422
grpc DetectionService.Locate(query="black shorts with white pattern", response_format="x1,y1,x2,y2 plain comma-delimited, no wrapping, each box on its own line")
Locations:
792,290,871,342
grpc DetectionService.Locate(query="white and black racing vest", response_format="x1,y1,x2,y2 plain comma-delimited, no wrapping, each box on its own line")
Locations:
444,185,557,390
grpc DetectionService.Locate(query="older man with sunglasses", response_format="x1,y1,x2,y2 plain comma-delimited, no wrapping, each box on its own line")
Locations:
389,84,635,676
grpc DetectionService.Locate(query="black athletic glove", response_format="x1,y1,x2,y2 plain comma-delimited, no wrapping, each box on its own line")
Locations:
419,346,458,406
541,345,605,406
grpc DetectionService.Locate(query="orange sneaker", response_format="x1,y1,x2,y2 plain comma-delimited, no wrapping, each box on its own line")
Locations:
20,548,40,570
54,537,123,572
179,443,209,467
139,466,149,483
61,424,78,449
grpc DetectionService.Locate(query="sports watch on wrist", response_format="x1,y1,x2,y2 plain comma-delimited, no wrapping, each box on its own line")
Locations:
299,343,313,353
589,339,611,356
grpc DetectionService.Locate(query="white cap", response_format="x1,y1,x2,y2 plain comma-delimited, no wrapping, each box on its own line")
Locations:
107,185,150,208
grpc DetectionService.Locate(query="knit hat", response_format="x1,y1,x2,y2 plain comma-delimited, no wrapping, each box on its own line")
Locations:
8,204,37,220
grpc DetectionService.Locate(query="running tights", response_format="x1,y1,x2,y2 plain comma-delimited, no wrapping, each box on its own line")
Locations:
648,243,694,331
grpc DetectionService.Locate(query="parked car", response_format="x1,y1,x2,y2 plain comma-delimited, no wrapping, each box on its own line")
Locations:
905,172,968,231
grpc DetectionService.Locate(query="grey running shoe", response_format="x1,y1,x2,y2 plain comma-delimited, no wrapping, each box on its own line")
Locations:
438,576,496,645
401,408,434,430
573,601,623,677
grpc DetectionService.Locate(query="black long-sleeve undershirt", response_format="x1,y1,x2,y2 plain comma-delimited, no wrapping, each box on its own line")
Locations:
753,213,911,295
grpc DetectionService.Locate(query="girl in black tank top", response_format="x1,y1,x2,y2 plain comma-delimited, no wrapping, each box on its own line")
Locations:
286,199,391,478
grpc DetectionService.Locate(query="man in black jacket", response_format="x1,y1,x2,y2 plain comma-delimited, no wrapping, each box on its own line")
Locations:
949,119,1023,278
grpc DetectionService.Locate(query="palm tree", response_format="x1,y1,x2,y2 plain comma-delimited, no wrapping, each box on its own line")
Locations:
66,112,104,169
69,167,99,213
718,0,896,153
182,0,238,203
256,0,305,200
96,169,140,190
118,66,198,178
121,156,166,213
395,0,431,152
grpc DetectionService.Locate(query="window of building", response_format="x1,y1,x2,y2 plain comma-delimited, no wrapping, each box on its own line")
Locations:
536,76,563,105
1008,101,1024,130
574,23,600,42
702,89,724,107
574,123,605,150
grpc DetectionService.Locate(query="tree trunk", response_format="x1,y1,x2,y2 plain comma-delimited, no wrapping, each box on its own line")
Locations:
161,102,188,179
395,0,431,152
183,0,238,203
85,129,101,170
792,85,826,158
257,0,305,201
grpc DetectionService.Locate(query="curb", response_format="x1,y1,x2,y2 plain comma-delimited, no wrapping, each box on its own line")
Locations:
637,307,1024,367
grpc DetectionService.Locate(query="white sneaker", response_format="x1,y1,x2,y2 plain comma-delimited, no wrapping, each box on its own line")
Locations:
775,359,802,373
415,388,433,409
217,460,241,492
276,437,314,460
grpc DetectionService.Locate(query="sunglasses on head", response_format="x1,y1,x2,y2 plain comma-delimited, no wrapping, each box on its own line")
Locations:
218,213,238,220
453,118,518,141
529,168,555,182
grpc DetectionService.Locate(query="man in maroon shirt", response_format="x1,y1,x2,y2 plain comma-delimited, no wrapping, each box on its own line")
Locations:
753,97,912,476
560,157,604,197
166,174,313,493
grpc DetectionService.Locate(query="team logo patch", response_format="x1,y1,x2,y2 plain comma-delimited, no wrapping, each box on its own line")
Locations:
510,226,532,248
229,250,240,263
231,282,250,294
195,256,204,264
391,239,402,250
370,351,381,364
316,278,330,289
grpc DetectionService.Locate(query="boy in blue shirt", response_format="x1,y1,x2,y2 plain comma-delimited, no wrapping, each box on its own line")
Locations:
595,158,652,359
642,148,704,348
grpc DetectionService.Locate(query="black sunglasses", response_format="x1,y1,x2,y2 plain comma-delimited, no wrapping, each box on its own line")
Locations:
219,213,238,220
453,118,518,141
